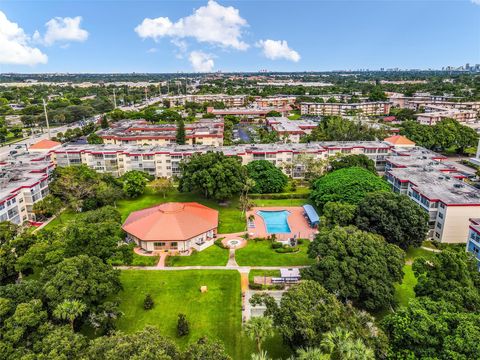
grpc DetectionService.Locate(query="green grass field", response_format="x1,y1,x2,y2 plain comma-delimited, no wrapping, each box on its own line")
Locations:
115,270,291,359
131,253,159,266
235,240,315,266
166,245,229,267
393,246,438,308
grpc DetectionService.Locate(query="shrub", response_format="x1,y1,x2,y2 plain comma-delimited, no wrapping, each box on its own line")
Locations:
177,313,189,337
249,193,308,200
143,294,154,310
297,238,305,245
275,247,299,254
271,242,282,249
249,283,263,290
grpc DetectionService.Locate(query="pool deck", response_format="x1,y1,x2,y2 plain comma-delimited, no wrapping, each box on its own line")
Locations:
246,206,317,240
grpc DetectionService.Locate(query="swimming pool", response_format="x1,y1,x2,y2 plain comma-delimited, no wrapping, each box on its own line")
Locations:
257,210,291,234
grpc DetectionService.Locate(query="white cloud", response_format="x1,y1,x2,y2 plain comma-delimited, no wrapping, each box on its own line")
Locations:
37,16,88,46
256,39,301,62
147,47,158,53
135,0,248,50
471,0,480,5
189,51,214,72
0,11,47,66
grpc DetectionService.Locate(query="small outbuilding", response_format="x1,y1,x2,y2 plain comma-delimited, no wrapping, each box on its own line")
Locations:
122,202,218,253
302,204,319,228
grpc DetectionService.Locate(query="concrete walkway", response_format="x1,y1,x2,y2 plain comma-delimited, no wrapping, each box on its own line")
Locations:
226,248,238,267
115,265,308,271
156,253,168,268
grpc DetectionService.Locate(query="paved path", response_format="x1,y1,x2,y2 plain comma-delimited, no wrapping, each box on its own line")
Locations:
226,248,238,267
156,253,168,268
421,246,442,253
115,265,308,271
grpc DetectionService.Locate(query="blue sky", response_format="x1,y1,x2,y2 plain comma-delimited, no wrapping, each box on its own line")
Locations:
0,0,479,73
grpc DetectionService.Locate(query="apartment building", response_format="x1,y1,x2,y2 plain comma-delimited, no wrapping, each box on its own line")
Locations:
416,109,477,125
300,101,391,116
98,119,224,146
165,94,246,107
265,117,317,143
255,96,297,108
206,106,291,118
466,218,480,270
0,153,55,225
386,148,480,243
53,141,393,180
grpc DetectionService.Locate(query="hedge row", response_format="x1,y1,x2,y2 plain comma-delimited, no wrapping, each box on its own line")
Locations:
249,193,309,200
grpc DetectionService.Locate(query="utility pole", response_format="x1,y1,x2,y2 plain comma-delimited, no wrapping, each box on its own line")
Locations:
42,98,51,139
113,88,117,109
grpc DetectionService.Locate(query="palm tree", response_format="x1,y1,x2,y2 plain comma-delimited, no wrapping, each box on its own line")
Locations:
244,316,274,353
320,327,374,360
53,299,87,330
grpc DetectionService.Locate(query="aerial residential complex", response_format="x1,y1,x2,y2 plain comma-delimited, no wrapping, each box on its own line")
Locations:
98,119,224,146
4,134,479,246
300,101,392,116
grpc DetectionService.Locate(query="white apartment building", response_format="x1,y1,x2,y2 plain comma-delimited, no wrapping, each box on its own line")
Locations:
53,141,393,179
0,153,55,225
265,117,317,143
99,119,224,147
300,101,392,116
165,94,247,107
416,109,477,125
386,148,480,243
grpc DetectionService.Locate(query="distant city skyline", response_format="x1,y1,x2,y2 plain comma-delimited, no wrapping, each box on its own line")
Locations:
0,0,479,73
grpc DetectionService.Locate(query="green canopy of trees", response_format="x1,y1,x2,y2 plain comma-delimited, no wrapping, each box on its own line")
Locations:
310,167,390,209
302,117,386,142
121,170,150,198
251,280,388,357
356,191,429,249
413,249,480,312
400,118,478,154
329,154,377,174
246,160,288,193
179,152,246,201
382,298,480,359
304,226,405,311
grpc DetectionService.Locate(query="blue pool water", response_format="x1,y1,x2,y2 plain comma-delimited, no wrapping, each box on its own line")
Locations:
257,210,291,234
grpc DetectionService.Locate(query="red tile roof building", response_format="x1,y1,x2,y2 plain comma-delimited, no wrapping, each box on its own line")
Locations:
122,202,218,253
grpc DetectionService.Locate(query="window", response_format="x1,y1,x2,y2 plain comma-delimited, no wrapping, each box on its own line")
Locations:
438,212,443,219
153,242,165,249
171,242,178,249
436,222,442,229
440,202,445,209
435,232,441,238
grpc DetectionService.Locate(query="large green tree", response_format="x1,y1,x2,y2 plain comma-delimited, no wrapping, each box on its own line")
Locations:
382,298,480,359
303,117,386,142
86,326,180,360
329,154,377,174
310,167,390,209
413,249,480,311
251,281,388,356
356,191,429,249
304,226,405,311
246,160,288,194
179,152,246,200
183,337,231,360
41,255,121,310
121,170,149,198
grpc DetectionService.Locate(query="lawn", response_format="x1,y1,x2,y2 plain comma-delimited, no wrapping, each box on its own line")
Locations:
166,244,229,267
116,270,291,359
394,265,417,307
393,246,438,308
236,239,315,266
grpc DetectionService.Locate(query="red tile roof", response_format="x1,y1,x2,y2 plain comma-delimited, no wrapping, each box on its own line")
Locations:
122,202,218,241
29,139,61,150
384,135,415,146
